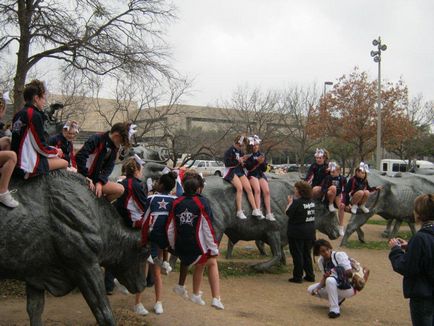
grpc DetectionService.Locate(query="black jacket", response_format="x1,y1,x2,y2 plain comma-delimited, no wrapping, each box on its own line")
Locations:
286,198,316,240
305,163,328,187
389,224,434,299
75,132,118,185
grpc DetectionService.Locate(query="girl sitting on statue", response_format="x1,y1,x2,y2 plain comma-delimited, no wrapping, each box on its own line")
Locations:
244,135,275,221
75,122,135,201
305,148,330,199
48,120,79,172
223,135,263,220
344,162,382,215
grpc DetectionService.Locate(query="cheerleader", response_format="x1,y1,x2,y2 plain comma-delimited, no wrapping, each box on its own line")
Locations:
305,148,330,199
321,162,347,236
344,162,381,214
142,170,177,315
244,135,275,221
11,79,68,178
166,172,224,310
223,135,263,220
76,122,134,201
48,120,79,172
111,155,149,315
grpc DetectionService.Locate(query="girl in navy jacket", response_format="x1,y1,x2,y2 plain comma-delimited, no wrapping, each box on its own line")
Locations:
322,162,347,236
76,122,132,201
244,135,274,221
344,162,381,214
48,120,79,172
223,135,262,220
166,172,224,310
389,194,434,326
11,80,68,178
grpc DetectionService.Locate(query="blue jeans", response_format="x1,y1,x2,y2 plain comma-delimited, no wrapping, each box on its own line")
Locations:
410,298,434,326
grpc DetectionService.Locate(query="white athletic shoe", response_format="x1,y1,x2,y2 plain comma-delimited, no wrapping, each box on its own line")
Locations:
154,301,164,314
236,210,247,220
0,190,19,208
351,204,358,214
173,285,189,300
211,297,225,310
114,279,129,295
133,303,149,316
161,261,172,275
339,226,345,237
190,293,206,306
252,209,265,220
265,213,276,221
360,205,370,213
328,204,336,212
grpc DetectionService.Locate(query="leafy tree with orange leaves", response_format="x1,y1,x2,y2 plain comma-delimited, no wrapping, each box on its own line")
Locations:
309,67,414,165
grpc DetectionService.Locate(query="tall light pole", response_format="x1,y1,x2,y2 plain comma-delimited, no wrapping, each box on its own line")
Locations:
371,36,387,170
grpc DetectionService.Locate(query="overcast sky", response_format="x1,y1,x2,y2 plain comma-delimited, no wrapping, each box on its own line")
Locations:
167,0,434,106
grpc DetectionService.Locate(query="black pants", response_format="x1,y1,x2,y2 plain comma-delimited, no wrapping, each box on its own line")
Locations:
410,298,434,326
288,237,314,281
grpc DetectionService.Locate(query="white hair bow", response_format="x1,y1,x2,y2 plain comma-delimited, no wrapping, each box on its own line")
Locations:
63,121,80,134
315,148,325,158
359,162,370,173
238,135,245,145
2,91,11,104
253,135,262,145
162,166,171,175
129,124,138,141
133,154,145,165
328,161,337,172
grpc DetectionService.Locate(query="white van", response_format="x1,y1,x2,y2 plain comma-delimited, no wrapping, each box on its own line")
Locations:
380,159,434,176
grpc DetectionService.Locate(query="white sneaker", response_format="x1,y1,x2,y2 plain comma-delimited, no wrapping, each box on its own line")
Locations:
114,279,129,295
0,190,19,208
211,297,225,310
339,226,345,237
360,205,370,213
154,301,163,314
173,285,189,300
328,204,336,212
351,204,358,214
265,213,276,221
236,210,247,220
133,303,149,316
161,261,172,275
252,209,265,220
190,293,205,306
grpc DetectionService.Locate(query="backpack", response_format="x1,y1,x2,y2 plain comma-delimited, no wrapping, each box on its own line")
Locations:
332,252,369,291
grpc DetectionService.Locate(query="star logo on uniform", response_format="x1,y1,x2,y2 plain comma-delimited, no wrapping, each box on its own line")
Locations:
177,209,196,226
158,199,168,209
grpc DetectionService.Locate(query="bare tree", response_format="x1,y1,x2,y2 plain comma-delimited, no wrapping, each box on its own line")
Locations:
277,85,322,166
0,0,176,112
220,86,286,156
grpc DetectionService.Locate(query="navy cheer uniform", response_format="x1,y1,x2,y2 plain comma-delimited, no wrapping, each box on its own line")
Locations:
344,176,376,205
305,163,329,187
11,104,58,177
48,133,76,168
223,145,246,182
322,175,347,198
166,194,219,266
244,151,267,180
76,132,117,185
144,192,176,251
286,197,316,281
115,177,148,229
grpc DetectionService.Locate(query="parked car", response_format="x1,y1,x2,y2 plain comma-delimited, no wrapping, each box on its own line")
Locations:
186,160,225,177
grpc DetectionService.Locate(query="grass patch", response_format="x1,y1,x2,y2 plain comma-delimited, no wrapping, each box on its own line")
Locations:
366,219,388,226
220,245,271,260
345,230,414,250
0,280,26,297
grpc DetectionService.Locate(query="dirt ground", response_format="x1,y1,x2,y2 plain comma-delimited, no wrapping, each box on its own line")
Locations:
0,217,412,326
